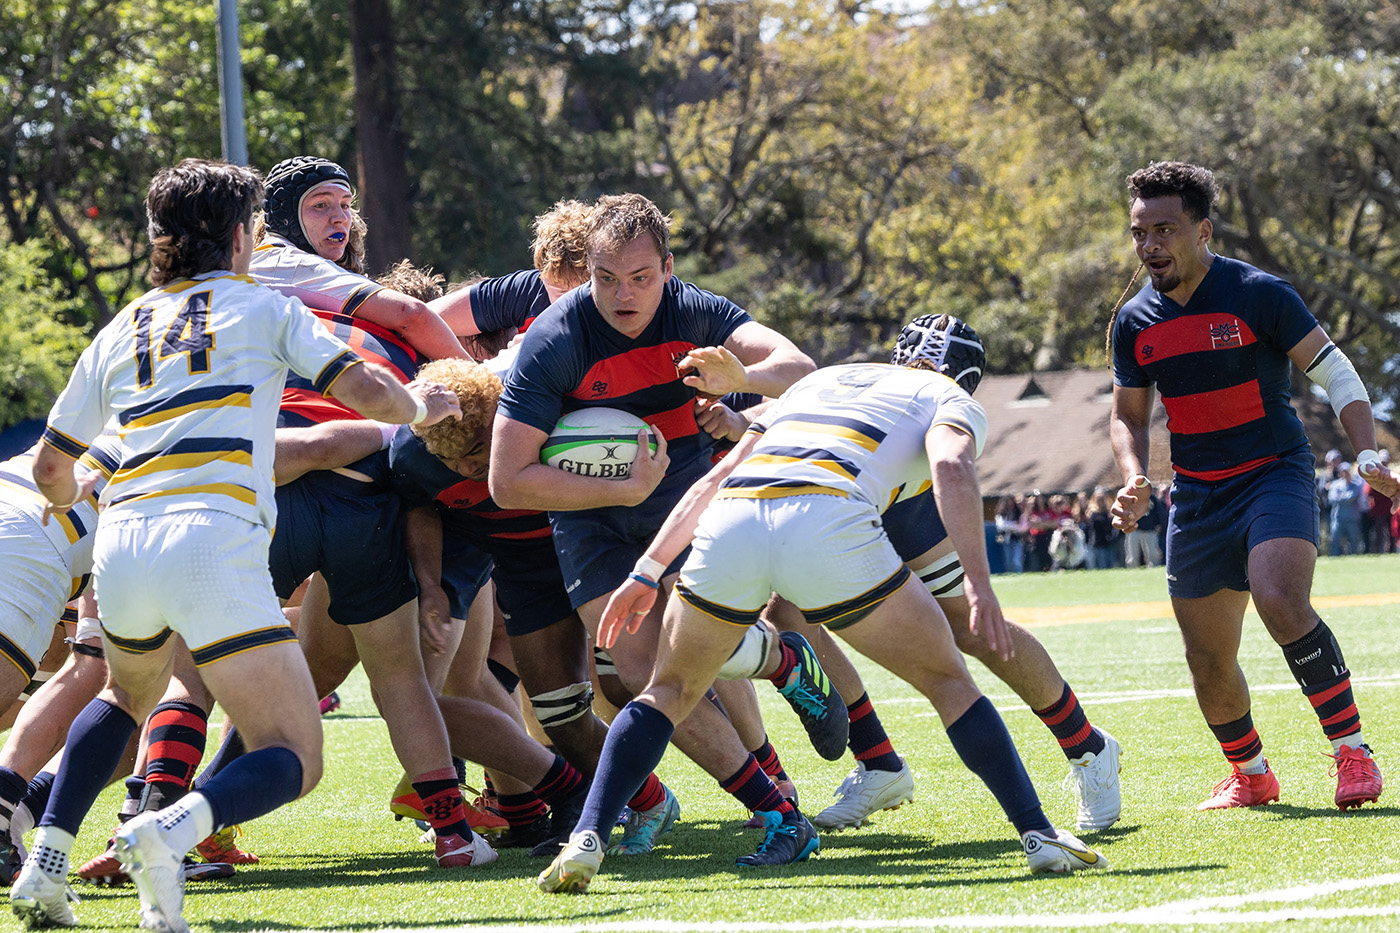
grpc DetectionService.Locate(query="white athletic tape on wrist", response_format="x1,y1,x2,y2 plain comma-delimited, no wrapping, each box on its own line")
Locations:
1305,343,1369,419
633,554,667,582
378,423,398,449
716,623,774,680
1356,449,1382,474
75,616,103,644
409,396,429,426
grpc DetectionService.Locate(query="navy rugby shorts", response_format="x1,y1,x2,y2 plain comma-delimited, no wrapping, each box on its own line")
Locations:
549,459,708,610
270,471,417,625
882,489,949,562
1165,448,1319,599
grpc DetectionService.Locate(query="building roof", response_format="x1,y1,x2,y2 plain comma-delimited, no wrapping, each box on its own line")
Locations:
974,370,1398,497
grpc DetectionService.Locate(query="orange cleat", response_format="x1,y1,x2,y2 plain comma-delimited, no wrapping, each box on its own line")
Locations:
1331,745,1382,810
1196,761,1280,810
391,773,509,835
195,825,259,865
463,795,510,836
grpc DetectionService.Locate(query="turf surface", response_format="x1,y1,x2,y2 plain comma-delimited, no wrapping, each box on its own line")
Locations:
45,555,1400,931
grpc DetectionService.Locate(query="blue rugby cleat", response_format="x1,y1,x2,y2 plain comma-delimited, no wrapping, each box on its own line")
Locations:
774,632,848,760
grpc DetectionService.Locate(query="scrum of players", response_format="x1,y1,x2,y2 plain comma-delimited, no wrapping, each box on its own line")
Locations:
1,155,1394,929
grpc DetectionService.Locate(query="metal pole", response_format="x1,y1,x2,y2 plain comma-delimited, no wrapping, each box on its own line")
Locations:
215,0,249,165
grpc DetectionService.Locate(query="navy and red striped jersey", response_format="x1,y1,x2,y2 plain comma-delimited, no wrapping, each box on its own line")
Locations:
280,311,425,427
388,426,552,561
497,276,751,479
469,269,555,336
1112,256,1317,481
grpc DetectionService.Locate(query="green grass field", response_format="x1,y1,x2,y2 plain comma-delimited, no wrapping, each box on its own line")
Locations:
49,555,1400,932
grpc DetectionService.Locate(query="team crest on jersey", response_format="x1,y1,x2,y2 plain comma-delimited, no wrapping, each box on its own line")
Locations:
1210,320,1242,349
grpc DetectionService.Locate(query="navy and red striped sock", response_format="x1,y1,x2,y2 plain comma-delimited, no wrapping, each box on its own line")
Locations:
1032,682,1105,761
750,737,790,785
627,773,667,812
765,639,798,685
847,693,902,772
413,768,473,840
1208,712,1265,772
1282,621,1364,750
495,791,547,828
720,754,794,816
142,700,209,811
1304,675,1363,748
534,754,584,806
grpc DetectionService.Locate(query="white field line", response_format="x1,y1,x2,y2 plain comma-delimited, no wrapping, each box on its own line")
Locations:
883,673,1400,712
283,873,1400,931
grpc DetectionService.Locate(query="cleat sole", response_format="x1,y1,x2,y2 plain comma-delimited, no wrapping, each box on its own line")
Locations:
1339,795,1379,811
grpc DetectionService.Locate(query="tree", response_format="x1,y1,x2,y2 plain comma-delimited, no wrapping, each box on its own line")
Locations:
0,241,89,426
350,0,414,272
1091,19,1400,405
0,0,228,325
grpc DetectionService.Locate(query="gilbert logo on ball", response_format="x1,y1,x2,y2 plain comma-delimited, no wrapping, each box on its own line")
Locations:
542,407,657,480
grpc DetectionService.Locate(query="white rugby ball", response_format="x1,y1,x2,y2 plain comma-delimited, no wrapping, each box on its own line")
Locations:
541,407,657,480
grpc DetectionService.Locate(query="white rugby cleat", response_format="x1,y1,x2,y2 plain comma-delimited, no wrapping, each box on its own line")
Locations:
812,758,914,830
1022,828,1108,874
537,830,604,894
10,861,79,928
113,813,189,933
1067,728,1122,832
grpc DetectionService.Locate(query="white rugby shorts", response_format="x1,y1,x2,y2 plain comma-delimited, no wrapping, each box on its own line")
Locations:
677,494,907,627
94,511,294,663
0,504,71,677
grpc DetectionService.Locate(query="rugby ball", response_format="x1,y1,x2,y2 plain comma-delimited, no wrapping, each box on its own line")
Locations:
542,407,657,480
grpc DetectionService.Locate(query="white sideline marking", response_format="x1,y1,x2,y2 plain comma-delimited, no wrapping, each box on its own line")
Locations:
288,874,1400,932
890,673,1400,713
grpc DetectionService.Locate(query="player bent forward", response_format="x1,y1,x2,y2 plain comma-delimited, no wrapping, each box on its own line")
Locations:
539,316,1109,893
10,158,461,931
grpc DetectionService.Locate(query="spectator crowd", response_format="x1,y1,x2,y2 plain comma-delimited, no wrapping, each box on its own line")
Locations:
990,448,1397,573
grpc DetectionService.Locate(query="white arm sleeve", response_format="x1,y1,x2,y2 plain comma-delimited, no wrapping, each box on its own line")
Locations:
1304,343,1369,419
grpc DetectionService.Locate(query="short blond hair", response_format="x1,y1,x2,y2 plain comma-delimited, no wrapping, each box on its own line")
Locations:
531,199,593,290
588,193,670,263
377,260,446,303
411,359,503,460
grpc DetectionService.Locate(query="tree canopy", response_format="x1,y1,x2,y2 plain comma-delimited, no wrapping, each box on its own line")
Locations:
3,0,1398,426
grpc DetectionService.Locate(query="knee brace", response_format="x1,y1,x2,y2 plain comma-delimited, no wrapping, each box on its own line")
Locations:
593,645,617,678
716,622,774,681
528,682,595,728
910,550,965,598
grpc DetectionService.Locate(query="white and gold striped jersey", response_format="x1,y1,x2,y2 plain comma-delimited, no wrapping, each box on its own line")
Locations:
250,234,383,316
42,271,361,531
717,363,987,512
0,435,121,593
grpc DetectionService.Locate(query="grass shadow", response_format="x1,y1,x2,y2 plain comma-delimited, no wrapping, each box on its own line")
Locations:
1262,803,1400,820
